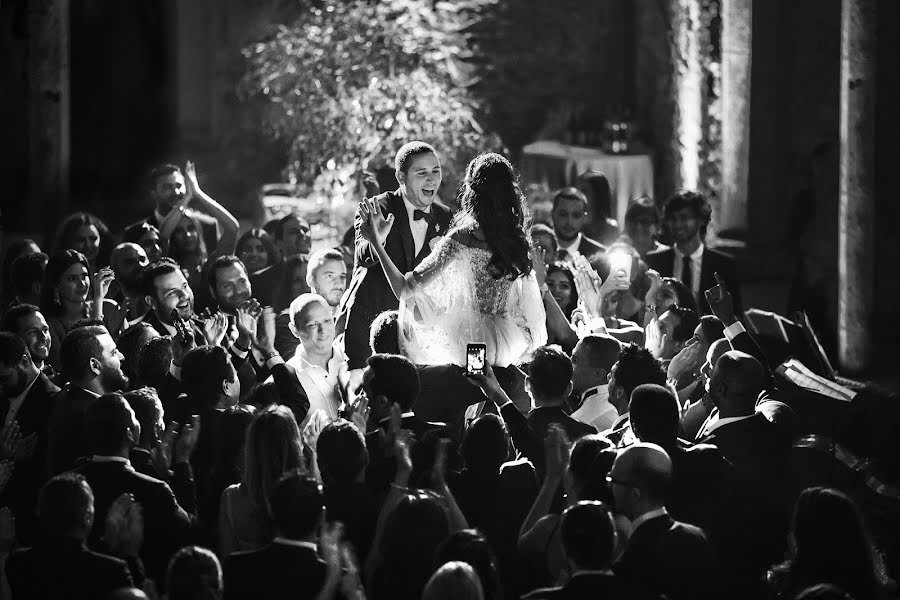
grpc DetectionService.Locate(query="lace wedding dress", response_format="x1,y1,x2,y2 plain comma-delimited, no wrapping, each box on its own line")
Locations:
398,228,547,367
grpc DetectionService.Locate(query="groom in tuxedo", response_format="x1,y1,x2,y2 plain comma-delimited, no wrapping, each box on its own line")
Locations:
338,142,453,368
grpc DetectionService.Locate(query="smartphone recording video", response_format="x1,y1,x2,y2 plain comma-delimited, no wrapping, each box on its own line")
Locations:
607,244,633,282
466,343,487,376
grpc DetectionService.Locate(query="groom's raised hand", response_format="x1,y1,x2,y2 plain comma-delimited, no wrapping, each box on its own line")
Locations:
358,198,394,247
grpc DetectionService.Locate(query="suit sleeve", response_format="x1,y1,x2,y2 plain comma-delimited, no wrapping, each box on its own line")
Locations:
354,197,386,269
269,361,310,425
498,403,544,474
157,480,196,546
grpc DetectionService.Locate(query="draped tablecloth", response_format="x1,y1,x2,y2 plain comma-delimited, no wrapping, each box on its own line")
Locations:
520,140,654,225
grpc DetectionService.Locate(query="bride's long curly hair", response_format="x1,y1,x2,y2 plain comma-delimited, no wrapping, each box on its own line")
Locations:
452,153,532,280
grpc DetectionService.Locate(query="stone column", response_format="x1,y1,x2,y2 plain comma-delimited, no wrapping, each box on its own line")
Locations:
837,0,876,372
719,0,752,235
27,0,70,223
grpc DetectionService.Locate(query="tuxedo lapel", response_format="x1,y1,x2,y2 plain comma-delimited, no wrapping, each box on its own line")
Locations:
388,194,415,270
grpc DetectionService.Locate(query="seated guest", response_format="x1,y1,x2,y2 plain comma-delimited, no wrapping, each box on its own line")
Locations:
235,228,278,275
610,443,714,600
570,334,622,431
603,343,667,445
47,324,130,475
8,251,48,308
0,332,61,544
316,419,382,564
140,258,205,344
108,242,150,325
166,546,223,600
422,561,485,600
767,487,891,600
623,195,667,257
74,393,195,584
224,470,331,600
525,501,649,600
646,305,700,362
435,530,504,600
551,187,606,262
5,473,133,598
1,303,55,379
41,250,124,369
644,190,741,314
285,293,348,424
450,414,538,598
219,404,306,556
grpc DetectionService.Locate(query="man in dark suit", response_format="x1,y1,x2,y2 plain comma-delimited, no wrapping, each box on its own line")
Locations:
249,214,312,309
338,141,452,369
73,393,196,584
644,190,741,314
602,344,667,447
6,473,134,599
224,471,330,600
525,501,654,600
141,258,206,345
610,443,715,600
551,187,607,262
47,325,130,476
0,333,60,544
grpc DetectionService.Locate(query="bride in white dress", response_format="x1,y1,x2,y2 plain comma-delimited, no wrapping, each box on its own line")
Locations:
358,152,547,367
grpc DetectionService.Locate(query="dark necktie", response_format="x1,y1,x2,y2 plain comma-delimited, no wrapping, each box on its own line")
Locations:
413,209,432,223
681,255,693,294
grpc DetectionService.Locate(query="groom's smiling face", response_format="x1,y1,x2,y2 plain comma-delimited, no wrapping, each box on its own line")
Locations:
398,152,442,209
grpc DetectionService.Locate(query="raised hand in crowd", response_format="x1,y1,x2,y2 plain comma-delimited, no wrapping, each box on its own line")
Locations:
668,338,705,382
531,247,548,288
104,493,144,558
705,271,737,325
234,299,262,350
202,311,228,347
0,421,21,461
0,461,14,497
544,423,571,484
465,361,509,406
346,392,370,434
92,266,116,302
0,506,15,556
253,306,277,354
358,198,395,246
151,420,180,476
173,415,201,465
318,522,367,600
644,315,667,359
171,316,198,367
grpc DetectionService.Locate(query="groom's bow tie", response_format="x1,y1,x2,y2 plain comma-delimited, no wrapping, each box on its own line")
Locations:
413,209,434,223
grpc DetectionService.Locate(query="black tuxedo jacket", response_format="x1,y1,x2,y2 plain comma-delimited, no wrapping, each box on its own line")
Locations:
73,459,196,584
499,403,596,477
224,541,328,600
6,536,133,600
0,373,59,545
524,571,659,600
46,385,98,476
558,234,607,262
338,190,452,368
143,309,207,346
613,514,714,600
644,245,741,315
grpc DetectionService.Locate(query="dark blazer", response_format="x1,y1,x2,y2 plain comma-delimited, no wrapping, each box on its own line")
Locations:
558,234,607,262
224,541,328,600
644,245,741,315
46,385,98,476
73,459,196,584
524,571,658,600
6,536,133,600
143,309,207,346
337,190,452,369
364,413,447,491
499,403,596,476
662,440,733,535
0,372,59,545
613,513,714,600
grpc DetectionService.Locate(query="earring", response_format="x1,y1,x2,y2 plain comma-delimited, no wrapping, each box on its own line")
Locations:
53,289,61,306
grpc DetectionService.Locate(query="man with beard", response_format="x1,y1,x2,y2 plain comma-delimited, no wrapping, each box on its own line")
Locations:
250,214,313,308
1,304,55,379
141,258,206,345
644,190,741,314
47,324,130,475
109,243,150,326
0,332,61,544
550,187,607,263
127,163,220,253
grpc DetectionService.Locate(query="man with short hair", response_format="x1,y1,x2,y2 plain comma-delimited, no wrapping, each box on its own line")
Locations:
47,325,129,475
646,305,700,362
306,248,348,312
109,242,150,325
8,251,48,307
623,195,667,257
0,332,61,543
610,443,714,600
224,471,330,600
74,393,196,583
550,187,606,262
339,141,453,368
6,473,134,598
249,214,312,307
570,334,622,431
524,501,637,600
603,343,667,444
141,258,205,344
286,294,347,423
1,303,54,378
644,190,741,314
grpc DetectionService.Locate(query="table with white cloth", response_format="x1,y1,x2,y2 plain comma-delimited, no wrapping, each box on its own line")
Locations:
520,140,654,226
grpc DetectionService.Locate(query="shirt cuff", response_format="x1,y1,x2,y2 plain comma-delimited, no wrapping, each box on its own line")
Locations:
724,321,746,341
230,344,249,359
169,361,182,381
266,355,285,369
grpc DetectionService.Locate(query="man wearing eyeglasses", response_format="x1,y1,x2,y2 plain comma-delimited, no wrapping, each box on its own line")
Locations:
286,293,348,424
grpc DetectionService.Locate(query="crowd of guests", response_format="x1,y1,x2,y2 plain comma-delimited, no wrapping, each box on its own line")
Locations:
0,150,896,600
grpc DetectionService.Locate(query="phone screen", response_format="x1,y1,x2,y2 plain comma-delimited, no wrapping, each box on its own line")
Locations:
466,343,486,376
608,248,633,281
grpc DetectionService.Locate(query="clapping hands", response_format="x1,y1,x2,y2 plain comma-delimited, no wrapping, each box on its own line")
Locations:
104,493,144,558
92,267,115,301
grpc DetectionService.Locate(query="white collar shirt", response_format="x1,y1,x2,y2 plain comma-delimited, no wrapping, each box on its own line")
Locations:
571,385,617,432
286,342,347,422
673,243,705,300
403,198,432,256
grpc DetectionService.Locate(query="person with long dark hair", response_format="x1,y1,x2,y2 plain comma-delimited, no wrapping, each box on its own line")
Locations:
235,228,278,275
50,212,114,271
358,152,546,367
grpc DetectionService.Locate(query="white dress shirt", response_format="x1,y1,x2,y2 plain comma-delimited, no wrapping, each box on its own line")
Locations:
403,198,431,256
571,384,617,431
286,342,347,423
673,243,704,301
561,233,583,262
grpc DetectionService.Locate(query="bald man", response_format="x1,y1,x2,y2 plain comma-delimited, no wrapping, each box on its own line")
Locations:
610,443,714,600
680,337,731,439
109,242,150,324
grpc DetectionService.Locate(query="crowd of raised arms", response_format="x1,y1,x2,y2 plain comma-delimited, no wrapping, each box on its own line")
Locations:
0,141,896,600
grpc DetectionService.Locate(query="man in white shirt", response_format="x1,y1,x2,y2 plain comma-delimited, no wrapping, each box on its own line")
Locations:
550,187,606,263
570,334,622,431
286,294,347,424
